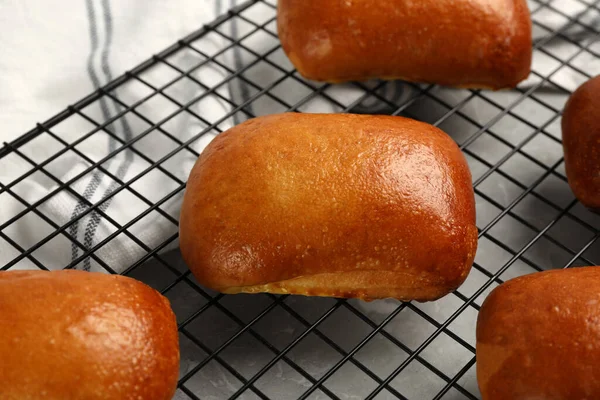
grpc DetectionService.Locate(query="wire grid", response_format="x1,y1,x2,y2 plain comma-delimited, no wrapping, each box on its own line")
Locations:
2,0,600,398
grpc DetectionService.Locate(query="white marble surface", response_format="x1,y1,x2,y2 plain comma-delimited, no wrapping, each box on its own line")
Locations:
2,0,600,398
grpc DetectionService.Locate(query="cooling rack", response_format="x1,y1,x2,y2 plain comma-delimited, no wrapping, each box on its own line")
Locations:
2,0,600,398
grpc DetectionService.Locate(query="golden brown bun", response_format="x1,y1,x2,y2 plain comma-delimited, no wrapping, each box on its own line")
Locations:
180,113,477,301
562,75,600,211
277,0,532,89
477,267,600,399
0,270,179,400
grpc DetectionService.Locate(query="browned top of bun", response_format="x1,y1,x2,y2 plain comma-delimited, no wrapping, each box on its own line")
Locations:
562,75,600,211
477,267,600,399
277,0,532,89
0,270,179,400
180,113,477,301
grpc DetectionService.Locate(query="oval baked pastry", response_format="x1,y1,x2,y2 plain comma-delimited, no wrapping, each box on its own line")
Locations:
562,75,600,211
477,267,600,400
0,270,179,400
277,0,532,89
180,113,477,301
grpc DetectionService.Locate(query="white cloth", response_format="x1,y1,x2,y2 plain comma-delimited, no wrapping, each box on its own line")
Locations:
0,0,236,272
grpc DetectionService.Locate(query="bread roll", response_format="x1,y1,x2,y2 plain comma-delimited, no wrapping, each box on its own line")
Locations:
562,75,600,211
477,267,600,399
180,113,477,301
277,0,532,89
0,270,179,400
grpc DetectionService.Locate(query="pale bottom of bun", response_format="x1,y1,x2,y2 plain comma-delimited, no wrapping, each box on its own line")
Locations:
322,75,505,91
218,270,465,302
290,58,523,91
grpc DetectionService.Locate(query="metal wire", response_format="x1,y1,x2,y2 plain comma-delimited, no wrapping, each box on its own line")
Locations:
1,0,600,399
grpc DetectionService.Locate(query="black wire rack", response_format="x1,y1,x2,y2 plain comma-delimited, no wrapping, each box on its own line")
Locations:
2,0,600,399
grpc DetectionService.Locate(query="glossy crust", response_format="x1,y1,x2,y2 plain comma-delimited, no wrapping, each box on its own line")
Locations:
0,270,179,400
277,0,532,89
180,113,477,301
477,267,600,399
562,75,600,211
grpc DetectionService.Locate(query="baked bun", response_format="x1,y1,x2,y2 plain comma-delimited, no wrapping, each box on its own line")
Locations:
180,113,477,301
0,270,179,400
562,75,600,211
477,267,600,399
277,0,532,89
